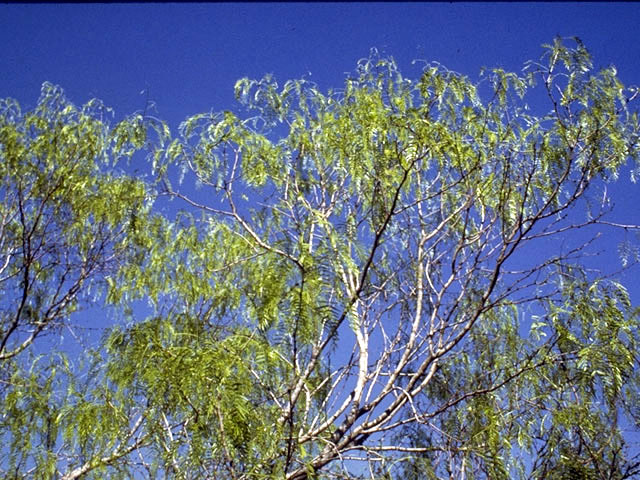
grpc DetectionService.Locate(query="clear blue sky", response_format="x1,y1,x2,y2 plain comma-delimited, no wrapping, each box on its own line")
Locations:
2,3,639,301
3,4,640,122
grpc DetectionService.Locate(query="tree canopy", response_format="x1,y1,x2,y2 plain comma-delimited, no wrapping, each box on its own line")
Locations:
1,38,640,479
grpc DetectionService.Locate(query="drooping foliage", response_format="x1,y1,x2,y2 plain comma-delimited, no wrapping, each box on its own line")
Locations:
1,39,640,479
0,82,162,479
0,82,159,361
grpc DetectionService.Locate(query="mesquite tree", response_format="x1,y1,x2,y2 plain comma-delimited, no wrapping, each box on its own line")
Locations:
3,39,640,479
0,83,161,479
0,83,158,361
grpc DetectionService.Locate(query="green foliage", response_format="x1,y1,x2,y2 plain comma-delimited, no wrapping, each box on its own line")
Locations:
0,82,158,361
104,314,287,477
2,39,640,479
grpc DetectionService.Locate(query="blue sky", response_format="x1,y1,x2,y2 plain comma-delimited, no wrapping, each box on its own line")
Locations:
4,4,640,121
2,3,639,305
